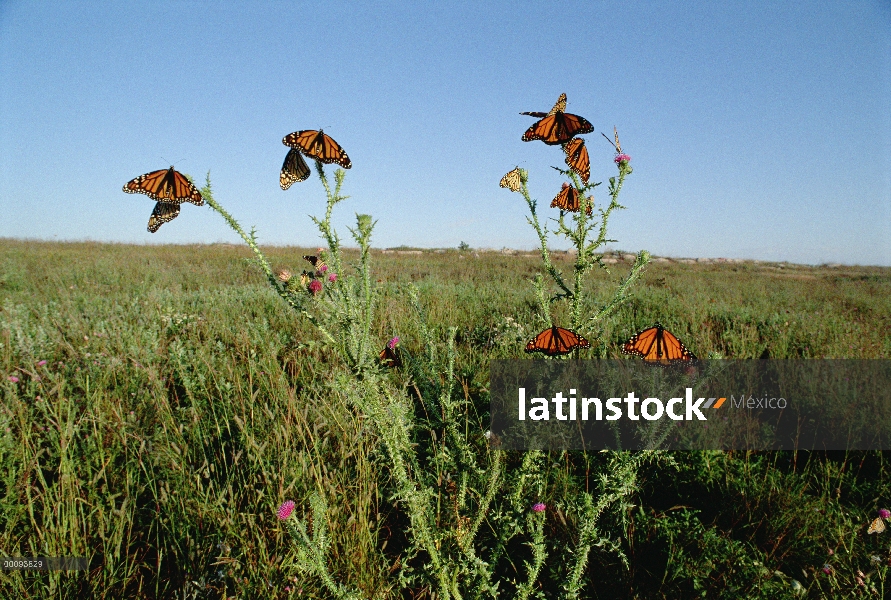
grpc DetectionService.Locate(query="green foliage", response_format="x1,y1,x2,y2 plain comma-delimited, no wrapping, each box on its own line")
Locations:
1,239,890,597
1,146,890,598
193,155,648,598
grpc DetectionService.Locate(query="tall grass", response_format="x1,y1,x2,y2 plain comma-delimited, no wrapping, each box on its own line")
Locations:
1,236,890,597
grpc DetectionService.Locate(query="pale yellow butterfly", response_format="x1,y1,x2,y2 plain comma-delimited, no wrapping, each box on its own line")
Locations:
601,126,623,154
499,167,523,193
867,517,886,534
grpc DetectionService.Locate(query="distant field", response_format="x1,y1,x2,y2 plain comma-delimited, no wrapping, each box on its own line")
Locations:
3,239,888,360
1,239,890,598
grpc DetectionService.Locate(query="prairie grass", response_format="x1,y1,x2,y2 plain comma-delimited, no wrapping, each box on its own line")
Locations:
1,238,890,598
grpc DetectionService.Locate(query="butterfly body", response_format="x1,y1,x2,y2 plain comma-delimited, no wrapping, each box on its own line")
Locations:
123,166,204,205
280,148,311,189
623,323,696,364
563,137,590,183
522,93,593,145
602,126,623,154
551,183,591,215
283,129,351,169
499,167,523,192
525,326,590,356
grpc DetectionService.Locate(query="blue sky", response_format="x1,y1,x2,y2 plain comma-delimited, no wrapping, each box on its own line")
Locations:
1,1,889,266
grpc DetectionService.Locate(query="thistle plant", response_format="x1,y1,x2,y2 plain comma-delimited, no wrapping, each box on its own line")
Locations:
195,124,659,598
502,127,649,347
200,160,378,375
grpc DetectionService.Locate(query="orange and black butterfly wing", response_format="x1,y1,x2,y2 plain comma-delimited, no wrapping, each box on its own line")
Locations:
523,112,594,145
622,326,659,359
564,138,590,184
169,169,204,205
551,185,577,212
124,166,203,206
551,185,591,215
303,255,319,267
147,201,180,233
124,168,167,198
525,328,551,354
280,148,311,190
525,326,589,356
283,129,351,169
658,329,696,362
555,113,594,142
380,345,401,368
522,116,559,144
552,326,590,354
623,324,696,364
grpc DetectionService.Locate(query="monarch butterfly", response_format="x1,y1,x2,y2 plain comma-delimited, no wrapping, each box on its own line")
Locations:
867,517,886,534
380,338,401,368
563,137,590,184
525,326,590,356
520,92,567,118
522,94,593,145
622,323,696,364
499,167,523,192
280,148,311,190
147,201,180,233
123,166,204,205
283,129,351,169
551,183,592,215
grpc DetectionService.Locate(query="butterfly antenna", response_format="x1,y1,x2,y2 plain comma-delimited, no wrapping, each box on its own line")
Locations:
600,132,617,150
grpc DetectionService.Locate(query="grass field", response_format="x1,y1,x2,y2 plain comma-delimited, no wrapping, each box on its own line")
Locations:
2,238,890,598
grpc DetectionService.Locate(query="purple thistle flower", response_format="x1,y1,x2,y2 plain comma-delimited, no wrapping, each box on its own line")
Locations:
614,153,631,164
328,273,337,283
879,508,890,519
822,564,832,574
36,360,47,367
277,500,295,521
387,336,400,350
308,279,323,295
532,502,546,513
7,376,19,383
318,264,328,273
